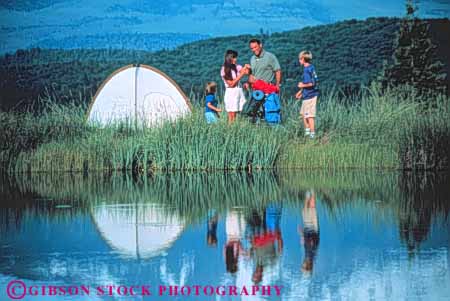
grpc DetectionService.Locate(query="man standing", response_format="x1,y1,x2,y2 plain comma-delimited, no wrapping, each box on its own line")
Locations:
246,38,282,124
248,39,282,89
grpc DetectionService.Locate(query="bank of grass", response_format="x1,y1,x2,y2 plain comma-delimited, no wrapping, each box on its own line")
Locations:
5,105,285,173
279,85,450,170
278,142,399,169
1,86,449,173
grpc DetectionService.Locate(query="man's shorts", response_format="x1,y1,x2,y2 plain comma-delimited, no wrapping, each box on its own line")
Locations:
300,96,317,118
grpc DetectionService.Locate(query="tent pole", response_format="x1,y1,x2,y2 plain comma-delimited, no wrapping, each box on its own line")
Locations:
135,199,140,260
135,64,139,130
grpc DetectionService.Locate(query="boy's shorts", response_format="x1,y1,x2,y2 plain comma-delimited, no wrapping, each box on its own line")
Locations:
300,96,317,118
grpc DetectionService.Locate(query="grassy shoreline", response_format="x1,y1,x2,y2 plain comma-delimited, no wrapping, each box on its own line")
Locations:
1,86,449,173
278,142,399,170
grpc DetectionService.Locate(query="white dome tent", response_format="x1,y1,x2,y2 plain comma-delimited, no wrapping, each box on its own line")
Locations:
87,64,191,126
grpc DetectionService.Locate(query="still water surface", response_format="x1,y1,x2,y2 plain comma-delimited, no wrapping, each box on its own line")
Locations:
0,171,449,300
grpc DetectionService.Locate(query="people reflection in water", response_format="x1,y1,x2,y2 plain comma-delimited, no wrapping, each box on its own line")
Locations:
225,209,247,273
206,210,218,247
299,190,320,274
247,204,283,283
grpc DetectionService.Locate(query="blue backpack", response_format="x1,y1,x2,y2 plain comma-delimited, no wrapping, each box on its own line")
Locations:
264,93,281,124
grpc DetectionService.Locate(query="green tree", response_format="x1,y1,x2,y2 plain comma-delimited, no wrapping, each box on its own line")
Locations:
382,0,447,94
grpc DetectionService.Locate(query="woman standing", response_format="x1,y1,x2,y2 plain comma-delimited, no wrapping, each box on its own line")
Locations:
220,49,248,123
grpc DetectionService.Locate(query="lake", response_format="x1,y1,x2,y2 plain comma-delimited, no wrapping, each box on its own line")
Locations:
1,171,449,300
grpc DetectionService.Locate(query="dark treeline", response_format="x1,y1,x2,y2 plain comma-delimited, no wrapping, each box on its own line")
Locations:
0,0,66,11
30,33,209,52
1,17,449,111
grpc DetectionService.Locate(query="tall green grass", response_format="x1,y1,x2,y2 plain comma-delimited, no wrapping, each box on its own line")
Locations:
5,101,285,173
0,98,89,172
279,85,450,170
1,86,449,173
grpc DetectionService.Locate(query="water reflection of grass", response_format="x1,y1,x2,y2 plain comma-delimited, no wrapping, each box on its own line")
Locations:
5,172,284,223
279,170,402,228
2,171,449,254
397,172,450,255
5,171,448,218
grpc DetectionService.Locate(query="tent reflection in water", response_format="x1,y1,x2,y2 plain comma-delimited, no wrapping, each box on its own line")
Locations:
87,64,191,126
91,203,185,259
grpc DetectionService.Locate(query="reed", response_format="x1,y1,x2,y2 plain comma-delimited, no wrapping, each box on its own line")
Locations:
7,108,284,173
1,86,449,173
278,142,399,169
280,85,450,170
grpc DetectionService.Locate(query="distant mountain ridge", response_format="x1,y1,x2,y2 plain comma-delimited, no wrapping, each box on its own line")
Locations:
0,0,68,11
1,0,449,54
30,33,210,52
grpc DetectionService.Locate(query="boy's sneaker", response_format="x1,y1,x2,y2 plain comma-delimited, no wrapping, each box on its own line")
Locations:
310,132,315,139
304,128,310,136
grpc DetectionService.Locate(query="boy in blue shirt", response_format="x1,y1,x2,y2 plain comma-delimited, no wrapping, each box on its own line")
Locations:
296,51,319,138
204,82,221,124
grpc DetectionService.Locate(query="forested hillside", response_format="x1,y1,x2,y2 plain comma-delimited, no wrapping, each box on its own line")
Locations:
1,17,449,111
30,33,209,52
